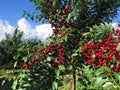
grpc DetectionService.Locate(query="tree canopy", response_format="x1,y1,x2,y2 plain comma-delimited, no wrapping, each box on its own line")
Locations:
3,0,120,90
27,0,120,28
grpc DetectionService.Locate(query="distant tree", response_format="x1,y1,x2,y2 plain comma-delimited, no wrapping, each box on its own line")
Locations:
0,28,23,67
0,28,44,68
23,37,43,48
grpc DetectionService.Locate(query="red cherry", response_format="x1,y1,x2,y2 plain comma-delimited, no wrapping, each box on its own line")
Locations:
23,64,30,70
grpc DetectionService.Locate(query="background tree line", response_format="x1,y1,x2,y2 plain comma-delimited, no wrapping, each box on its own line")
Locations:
0,28,43,69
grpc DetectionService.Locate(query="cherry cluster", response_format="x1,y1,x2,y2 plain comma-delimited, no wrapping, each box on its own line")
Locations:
41,44,66,67
81,29,120,72
44,0,80,37
43,44,66,68
23,44,66,70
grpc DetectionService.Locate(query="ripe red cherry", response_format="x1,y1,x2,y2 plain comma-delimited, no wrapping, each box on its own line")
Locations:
23,64,29,70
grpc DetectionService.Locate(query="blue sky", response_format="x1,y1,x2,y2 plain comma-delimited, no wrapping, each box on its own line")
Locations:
0,0,120,41
0,0,41,27
112,8,120,23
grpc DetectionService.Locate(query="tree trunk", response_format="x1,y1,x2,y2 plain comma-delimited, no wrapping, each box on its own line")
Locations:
71,69,76,90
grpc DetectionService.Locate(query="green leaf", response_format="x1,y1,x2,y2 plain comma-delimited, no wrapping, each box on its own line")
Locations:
12,80,18,90
52,81,58,90
77,47,82,53
67,13,71,22
13,54,20,60
47,63,52,68
96,77,105,86
67,65,73,71
23,84,31,87
92,54,96,60
59,65,65,71
64,35,68,42
116,43,120,51
83,32,90,37
23,56,28,63
47,56,51,61
72,53,78,57
113,72,120,84
97,39,102,43
55,69,61,79
2,80,6,86
102,82,113,89
14,61,18,68
52,0,56,7
18,46,25,52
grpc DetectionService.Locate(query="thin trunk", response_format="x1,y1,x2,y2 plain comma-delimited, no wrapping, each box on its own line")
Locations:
73,69,76,90
71,69,76,90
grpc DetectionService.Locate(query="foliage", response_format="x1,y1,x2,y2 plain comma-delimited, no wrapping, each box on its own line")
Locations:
26,0,120,26
76,66,120,90
6,0,120,90
1,38,43,89
58,66,120,90
10,25,120,90
0,28,23,66
0,28,43,69
83,25,113,43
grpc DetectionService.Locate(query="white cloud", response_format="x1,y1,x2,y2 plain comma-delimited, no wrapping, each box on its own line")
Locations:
0,18,53,41
35,24,53,40
0,19,15,40
1,18,119,42
17,18,35,39
112,23,120,30
17,18,53,41
18,18,32,32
